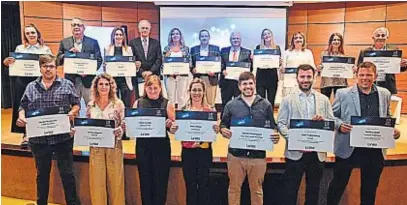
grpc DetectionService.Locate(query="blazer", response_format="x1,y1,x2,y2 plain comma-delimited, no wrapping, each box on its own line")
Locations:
277,89,336,162
57,36,102,88
219,46,252,88
333,85,391,159
190,44,221,85
129,37,162,78
104,45,134,90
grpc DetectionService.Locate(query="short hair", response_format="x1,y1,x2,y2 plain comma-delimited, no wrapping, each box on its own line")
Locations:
357,61,377,74
39,55,56,67
296,64,315,76
72,17,84,23
230,32,241,40
238,71,255,84
373,27,389,37
138,19,151,28
143,75,163,98
199,29,210,39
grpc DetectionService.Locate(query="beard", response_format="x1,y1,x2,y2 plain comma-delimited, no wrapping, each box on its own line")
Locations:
298,82,313,92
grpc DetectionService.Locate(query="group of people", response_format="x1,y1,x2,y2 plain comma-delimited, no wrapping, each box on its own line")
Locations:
3,16,407,205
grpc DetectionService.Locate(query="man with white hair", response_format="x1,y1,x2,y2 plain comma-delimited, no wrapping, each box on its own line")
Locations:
356,27,407,94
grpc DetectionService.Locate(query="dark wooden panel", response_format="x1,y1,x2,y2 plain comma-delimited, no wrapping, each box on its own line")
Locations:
288,4,307,24
345,2,386,22
386,2,407,21
24,18,63,42
46,42,60,56
150,23,159,40
63,20,102,38
307,2,345,23
387,21,407,44
344,22,385,45
102,5,138,22
343,45,367,62
23,2,62,19
308,45,327,66
307,24,344,45
62,2,102,21
138,2,160,23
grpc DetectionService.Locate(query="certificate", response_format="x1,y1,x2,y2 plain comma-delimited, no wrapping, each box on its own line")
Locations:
163,57,190,75
363,50,402,81
283,67,298,88
105,56,137,77
288,119,335,152
125,108,166,138
25,106,71,138
350,116,395,149
74,118,115,148
253,49,280,69
229,117,274,151
175,111,217,142
64,52,97,75
321,56,355,78
9,52,41,77
225,62,251,81
195,56,221,74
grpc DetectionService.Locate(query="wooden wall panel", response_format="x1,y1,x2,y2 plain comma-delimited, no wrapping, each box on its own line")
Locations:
24,18,63,42
23,2,62,19
47,43,60,56
288,4,307,24
307,2,345,23
386,2,407,21
307,24,344,45
344,46,366,63
287,24,307,46
138,2,160,23
345,2,387,22
102,7,138,22
63,3,102,21
63,20,102,38
308,45,327,66
397,45,407,58
387,21,407,44
151,23,159,40
344,22,385,45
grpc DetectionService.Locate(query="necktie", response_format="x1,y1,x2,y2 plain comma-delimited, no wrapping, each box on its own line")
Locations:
232,49,238,61
142,38,148,58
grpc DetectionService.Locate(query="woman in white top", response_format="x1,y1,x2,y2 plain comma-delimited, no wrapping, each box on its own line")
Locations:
3,23,52,148
163,28,190,108
281,32,315,97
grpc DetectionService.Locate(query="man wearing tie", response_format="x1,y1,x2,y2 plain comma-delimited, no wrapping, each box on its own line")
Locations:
57,17,102,105
220,32,252,110
129,19,163,98
190,29,221,107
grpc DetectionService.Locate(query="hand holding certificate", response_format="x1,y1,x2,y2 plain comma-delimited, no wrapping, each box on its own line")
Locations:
253,49,280,69
283,67,298,88
350,116,396,149
125,108,166,138
105,56,137,77
174,111,217,142
9,52,41,77
195,56,221,74
321,56,355,78
163,57,190,75
74,118,115,148
25,106,71,138
64,52,97,75
225,62,251,81
288,119,335,152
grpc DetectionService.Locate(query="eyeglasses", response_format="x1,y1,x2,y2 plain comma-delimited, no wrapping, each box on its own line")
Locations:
375,34,387,38
71,23,84,28
25,31,36,35
42,65,56,69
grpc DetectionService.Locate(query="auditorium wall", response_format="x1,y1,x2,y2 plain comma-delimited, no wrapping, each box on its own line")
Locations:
20,1,407,113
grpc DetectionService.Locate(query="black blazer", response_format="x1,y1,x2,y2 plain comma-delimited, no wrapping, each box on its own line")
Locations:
129,37,162,78
219,46,252,88
255,45,280,86
190,44,221,85
57,36,102,88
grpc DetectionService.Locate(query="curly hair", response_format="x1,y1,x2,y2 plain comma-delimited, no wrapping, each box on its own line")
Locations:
90,73,118,104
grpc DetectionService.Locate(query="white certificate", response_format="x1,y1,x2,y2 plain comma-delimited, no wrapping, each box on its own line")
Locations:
25,106,71,138
283,67,298,88
125,108,166,138
253,49,280,69
225,62,251,81
64,52,97,75
175,111,217,142
350,116,395,149
288,119,335,152
363,50,402,75
321,56,355,79
105,56,137,77
74,118,115,148
195,56,221,74
163,57,190,75
229,117,274,151
9,52,41,77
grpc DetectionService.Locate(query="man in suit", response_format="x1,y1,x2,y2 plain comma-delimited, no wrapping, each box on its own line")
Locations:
277,64,335,205
220,32,252,110
129,19,162,98
357,27,407,94
326,62,401,205
57,17,102,105
190,29,220,107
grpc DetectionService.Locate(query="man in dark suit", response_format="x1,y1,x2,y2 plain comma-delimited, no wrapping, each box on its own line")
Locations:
190,29,220,107
57,17,102,105
129,19,163,98
220,32,252,109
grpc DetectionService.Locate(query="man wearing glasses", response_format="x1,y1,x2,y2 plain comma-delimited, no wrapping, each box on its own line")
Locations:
57,17,102,105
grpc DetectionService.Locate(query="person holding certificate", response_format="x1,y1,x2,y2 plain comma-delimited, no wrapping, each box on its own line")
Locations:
357,27,407,94
220,72,279,205
220,32,252,110
326,61,401,205
169,78,220,205
163,28,191,108
82,73,126,205
57,17,102,106
190,29,221,107
277,64,335,205
16,55,80,205
132,75,175,205
281,32,316,97
3,23,52,149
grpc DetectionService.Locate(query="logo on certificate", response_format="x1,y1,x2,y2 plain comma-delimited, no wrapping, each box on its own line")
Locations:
58,106,65,114
106,120,111,127
208,113,214,120
129,56,133,61
347,58,353,64
156,109,162,116
393,51,399,57
90,54,95,60
385,118,392,126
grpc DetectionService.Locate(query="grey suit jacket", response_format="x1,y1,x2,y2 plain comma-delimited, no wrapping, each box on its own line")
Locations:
277,89,336,162
333,85,391,159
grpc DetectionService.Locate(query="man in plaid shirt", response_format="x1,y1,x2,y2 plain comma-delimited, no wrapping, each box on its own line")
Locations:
17,54,81,205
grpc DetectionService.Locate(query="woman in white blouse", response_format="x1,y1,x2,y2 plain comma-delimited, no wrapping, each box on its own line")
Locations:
281,32,316,97
3,23,52,148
